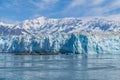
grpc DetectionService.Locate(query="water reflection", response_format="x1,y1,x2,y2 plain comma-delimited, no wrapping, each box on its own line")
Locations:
0,54,120,80
81,54,88,80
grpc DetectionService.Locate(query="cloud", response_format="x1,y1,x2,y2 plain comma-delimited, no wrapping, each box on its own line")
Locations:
61,0,120,17
29,0,59,10
0,0,25,12
67,0,104,9
1,0,120,23
0,0,59,12
68,0,85,8
92,0,104,5
95,0,120,15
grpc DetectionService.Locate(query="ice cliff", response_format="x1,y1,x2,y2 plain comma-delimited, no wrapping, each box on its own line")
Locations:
0,33,119,54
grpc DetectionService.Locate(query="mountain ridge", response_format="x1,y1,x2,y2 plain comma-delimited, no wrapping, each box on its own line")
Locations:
0,16,120,35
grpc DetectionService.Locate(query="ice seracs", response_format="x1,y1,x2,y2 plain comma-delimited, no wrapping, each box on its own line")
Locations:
0,33,119,54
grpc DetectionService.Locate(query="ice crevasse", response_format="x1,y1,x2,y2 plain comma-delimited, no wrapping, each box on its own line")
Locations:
0,33,120,54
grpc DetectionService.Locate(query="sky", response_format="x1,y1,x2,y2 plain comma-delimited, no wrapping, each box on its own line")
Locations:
0,0,120,23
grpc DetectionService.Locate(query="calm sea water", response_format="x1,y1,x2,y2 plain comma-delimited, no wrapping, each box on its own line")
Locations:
0,54,120,80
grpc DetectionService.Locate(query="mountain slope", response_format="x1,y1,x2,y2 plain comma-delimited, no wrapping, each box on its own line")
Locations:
15,16,120,35
0,22,31,35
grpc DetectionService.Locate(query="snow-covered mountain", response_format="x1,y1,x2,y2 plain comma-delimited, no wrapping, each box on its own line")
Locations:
0,16,120,35
0,22,29,35
17,16,120,35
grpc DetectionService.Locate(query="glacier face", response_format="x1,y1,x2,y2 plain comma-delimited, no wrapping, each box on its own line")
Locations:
0,33,119,54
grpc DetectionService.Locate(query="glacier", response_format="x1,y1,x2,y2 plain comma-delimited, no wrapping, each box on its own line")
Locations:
0,33,119,54
0,16,120,54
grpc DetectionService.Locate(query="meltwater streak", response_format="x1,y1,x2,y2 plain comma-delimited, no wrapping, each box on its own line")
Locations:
0,54,120,80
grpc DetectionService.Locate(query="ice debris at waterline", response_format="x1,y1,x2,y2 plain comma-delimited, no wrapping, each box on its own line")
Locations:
0,33,120,54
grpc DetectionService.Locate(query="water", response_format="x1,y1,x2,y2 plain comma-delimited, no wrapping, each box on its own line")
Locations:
0,54,120,80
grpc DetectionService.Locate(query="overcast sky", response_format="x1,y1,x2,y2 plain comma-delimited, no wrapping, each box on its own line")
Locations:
0,0,120,23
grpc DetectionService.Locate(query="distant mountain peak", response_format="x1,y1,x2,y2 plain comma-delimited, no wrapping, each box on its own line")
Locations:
35,16,47,20
0,22,14,27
